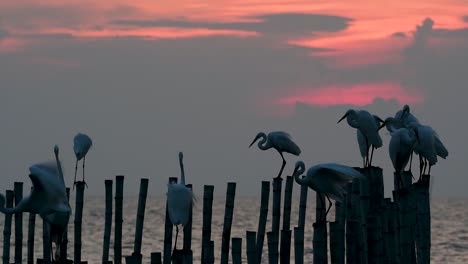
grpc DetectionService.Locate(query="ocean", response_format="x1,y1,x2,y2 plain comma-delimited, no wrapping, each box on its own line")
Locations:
0,196,466,263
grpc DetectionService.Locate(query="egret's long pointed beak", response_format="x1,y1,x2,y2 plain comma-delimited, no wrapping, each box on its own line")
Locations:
337,113,348,124
378,121,387,131
376,116,384,123
249,135,260,148
292,165,300,177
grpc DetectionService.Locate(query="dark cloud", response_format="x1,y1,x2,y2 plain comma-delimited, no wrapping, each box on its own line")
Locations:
463,15,468,23
391,32,407,38
112,13,352,36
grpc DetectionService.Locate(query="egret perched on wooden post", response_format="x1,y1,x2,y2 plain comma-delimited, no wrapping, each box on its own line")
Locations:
167,152,194,258
73,133,93,188
0,160,71,261
249,131,301,179
292,161,363,222
338,109,383,167
395,105,420,128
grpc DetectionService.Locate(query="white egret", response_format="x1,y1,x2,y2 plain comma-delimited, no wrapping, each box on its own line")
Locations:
357,115,384,167
249,131,301,179
292,161,363,222
408,123,448,179
167,152,194,257
73,133,93,188
338,109,383,167
0,160,71,261
395,104,420,128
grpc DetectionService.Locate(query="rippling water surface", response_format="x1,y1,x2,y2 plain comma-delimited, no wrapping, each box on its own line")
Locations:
0,196,466,263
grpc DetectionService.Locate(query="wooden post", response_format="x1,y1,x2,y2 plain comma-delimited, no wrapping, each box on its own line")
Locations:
345,182,358,264
329,222,344,264
220,182,236,264
366,215,380,263
27,187,36,264
298,183,308,229
103,180,113,263
2,190,14,264
150,252,162,264
207,241,215,264
201,185,214,263
246,231,257,264
183,184,193,254
163,177,177,264
42,219,51,263
114,175,125,264
397,188,411,264
385,199,397,264
271,177,282,264
14,182,23,264
313,192,328,264
415,174,431,264
392,191,401,262
267,232,278,264
280,176,293,264
130,178,149,264
59,188,71,263
74,181,86,264
293,227,304,264
256,181,270,263
231,237,242,264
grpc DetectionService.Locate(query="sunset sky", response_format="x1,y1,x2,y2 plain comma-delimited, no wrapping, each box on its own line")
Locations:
1,1,467,197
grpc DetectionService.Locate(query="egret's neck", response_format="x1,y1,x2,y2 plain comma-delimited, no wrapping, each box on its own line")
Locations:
179,155,186,185
257,133,270,150
293,161,306,185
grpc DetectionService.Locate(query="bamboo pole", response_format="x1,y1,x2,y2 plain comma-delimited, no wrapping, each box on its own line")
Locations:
345,182,358,263
201,185,214,263
183,184,193,254
114,175,125,264
14,182,23,264
27,187,35,264
256,181,270,263
2,190,14,264
220,182,236,264
267,231,278,264
129,178,149,264
313,192,328,264
231,237,242,264
385,199,397,264
293,227,304,264
102,180,113,263
398,188,411,264
163,177,177,264
42,219,51,263
74,181,86,264
329,222,343,264
207,241,215,264
298,183,308,229
150,252,162,264
366,215,380,262
246,231,257,264
280,176,293,264
392,191,401,263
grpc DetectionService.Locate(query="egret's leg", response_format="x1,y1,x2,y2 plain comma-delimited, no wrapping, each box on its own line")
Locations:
172,225,179,260
428,164,432,176
419,155,424,180
276,152,286,179
369,146,375,167
365,138,370,167
318,194,326,222
83,156,88,188
363,158,366,168
408,152,413,172
325,195,333,220
74,159,78,189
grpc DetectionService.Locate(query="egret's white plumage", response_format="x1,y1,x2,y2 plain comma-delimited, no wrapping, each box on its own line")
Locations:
395,105,420,128
293,161,363,221
167,152,194,255
338,109,383,167
356,115,384,167
249,131,301,178
73,133,93,187
0,159,71,261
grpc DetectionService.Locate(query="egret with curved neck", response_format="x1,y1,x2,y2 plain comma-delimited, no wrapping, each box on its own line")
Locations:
249,131,301,179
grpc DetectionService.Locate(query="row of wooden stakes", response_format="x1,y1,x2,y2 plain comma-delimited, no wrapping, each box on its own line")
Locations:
1,167,431,264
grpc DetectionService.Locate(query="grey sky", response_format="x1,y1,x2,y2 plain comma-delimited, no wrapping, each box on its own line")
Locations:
0,8,466,198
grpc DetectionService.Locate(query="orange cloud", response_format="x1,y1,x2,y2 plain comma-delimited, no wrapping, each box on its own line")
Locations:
278,82,424,107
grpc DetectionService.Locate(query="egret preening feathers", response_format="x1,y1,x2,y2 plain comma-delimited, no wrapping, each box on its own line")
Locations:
338,109,383,167
0,160,71,261
167,152,194,257
73,133,93,188
292,161,363,222
249,131,301,179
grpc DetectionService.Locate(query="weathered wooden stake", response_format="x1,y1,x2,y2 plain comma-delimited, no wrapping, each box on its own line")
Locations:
246,231,257,264
271,177,282,264
267,231,278,264
103,180,113,263
183,184,193,253
74,181,86,264
415,174,431,264
293,227,304,264
231,237,242,264
329,222,344,264
279,230,291,264
313,192,328,264
129,178,149,264
27,187,36,264
42,219,51,263
150,252,162,264
256,181,270,263
14,182,23,264
280,176,293,264
163,177,177,264
201,185,214,263
207,241,215,264
220,182,236,264
59,188,71,263
398,188,411,264
345,182,358,263
2,190,14,264
114,175,125,264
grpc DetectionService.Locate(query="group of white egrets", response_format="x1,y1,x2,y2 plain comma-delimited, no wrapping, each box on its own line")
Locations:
0,133,93,261
0,104,448,261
